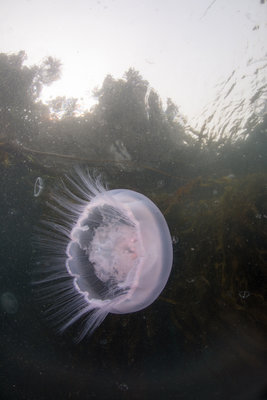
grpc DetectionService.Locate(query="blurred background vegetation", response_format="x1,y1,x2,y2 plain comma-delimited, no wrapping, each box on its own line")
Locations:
0,50,266,179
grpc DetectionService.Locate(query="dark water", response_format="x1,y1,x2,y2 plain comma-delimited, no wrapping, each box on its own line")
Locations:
0,151,266,400
0,44,267,399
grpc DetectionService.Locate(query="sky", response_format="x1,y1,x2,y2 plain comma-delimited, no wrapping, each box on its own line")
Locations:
0,0,266,122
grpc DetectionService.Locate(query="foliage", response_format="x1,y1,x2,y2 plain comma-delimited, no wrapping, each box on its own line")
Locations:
1,51,266,179
48,96,79,119
0,51,61,141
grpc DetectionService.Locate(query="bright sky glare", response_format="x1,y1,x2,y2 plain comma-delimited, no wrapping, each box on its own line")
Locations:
0,0,266,121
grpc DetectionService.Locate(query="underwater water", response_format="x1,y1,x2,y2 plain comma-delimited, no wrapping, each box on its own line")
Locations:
1,137,267,400
0,2,267,397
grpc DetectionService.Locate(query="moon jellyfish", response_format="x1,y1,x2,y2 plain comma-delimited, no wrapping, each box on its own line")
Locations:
34,177,44,197
37,170,173,340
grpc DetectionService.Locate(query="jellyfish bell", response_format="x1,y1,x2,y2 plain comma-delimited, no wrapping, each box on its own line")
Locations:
36,170,173,341
34,177,44,197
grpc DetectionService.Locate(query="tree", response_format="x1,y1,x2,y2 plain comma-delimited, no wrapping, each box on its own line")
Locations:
91,68,184,162
48,96,78,119
0,51,61,141
165,98,179,122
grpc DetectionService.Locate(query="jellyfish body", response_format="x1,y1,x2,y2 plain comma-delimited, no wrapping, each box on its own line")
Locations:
34,177,44,197
37,171,173,340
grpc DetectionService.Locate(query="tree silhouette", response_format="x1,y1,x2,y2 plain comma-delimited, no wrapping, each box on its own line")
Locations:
0,51,61,141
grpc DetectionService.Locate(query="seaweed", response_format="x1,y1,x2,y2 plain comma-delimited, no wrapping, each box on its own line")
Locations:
156,173,267,348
